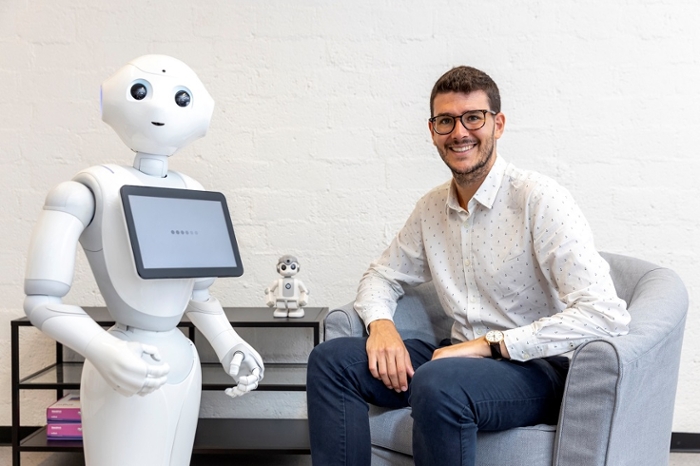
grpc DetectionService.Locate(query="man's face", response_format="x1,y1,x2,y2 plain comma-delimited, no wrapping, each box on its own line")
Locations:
429,91,505,184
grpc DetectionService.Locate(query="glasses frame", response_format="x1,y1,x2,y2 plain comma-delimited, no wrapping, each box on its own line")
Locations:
429,110,497,135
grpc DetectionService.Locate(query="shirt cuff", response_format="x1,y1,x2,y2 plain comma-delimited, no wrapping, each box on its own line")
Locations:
354,304,394,333
503,325,544,362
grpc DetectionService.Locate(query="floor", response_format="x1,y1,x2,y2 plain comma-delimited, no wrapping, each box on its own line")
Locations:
1,448,697,465
0,449,313,465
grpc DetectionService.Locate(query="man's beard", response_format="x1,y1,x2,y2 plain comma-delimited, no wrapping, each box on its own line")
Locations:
438,133,495,188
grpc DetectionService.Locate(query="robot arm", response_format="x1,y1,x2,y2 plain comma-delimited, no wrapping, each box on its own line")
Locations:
24,181,169,397
264,280,279,307
298,281,309,307
186,278,265,398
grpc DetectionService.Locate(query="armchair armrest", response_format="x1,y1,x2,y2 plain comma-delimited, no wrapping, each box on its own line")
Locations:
553,266,688,465
325,302,367,340
324,282,452,345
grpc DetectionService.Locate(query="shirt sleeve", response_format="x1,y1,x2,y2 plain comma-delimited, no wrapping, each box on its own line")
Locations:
354,201,432,329
503,179,631,361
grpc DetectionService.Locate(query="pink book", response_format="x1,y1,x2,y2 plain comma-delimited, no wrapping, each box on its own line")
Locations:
46,394,81,422
46,422,83,440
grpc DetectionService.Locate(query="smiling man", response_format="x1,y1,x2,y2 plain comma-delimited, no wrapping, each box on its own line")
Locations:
306,66,630,466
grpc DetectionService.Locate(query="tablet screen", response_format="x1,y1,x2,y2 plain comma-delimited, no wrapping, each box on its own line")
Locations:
120,185,244,279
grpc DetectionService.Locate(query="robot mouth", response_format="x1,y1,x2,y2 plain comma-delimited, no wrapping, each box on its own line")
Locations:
151,122,165,126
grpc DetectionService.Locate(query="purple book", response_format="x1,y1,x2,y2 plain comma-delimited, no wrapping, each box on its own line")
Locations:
47,422,83,440
46,394,81,422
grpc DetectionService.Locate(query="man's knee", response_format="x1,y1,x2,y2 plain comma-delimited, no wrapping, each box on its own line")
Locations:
410,360,453,407
409,359,477,423
308,337,366,379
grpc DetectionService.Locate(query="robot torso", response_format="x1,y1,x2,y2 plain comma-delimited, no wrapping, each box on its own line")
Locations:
74,163,203,331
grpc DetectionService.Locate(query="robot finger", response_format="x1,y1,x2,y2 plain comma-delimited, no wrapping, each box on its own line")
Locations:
229,351,245,377
138,374,168,395
236,373,259,385
140,343,163,362
224,386,246,398
146,362,170,378
137,385,157,397
225,380,257,398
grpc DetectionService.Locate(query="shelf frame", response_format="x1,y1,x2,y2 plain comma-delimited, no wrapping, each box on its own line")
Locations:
11,306,326,465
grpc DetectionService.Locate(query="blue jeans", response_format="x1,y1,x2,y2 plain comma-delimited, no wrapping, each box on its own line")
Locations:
306,337,568,466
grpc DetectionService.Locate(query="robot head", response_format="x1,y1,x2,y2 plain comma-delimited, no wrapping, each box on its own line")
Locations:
100,55,215,156
276,255,300,277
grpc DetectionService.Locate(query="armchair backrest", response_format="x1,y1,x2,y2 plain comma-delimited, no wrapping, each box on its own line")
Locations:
391,281,452,346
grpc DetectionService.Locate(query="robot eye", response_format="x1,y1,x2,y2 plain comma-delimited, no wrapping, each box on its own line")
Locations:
175,90,191,107
130,83,148,100
291,264,297,270
280,265,287,271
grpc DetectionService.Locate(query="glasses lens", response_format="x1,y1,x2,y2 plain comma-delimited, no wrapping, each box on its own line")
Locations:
461,111,486,130
433,116,456,134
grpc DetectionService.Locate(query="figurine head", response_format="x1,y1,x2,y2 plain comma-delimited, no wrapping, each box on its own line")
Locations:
276,255,300,277
100,55,215,156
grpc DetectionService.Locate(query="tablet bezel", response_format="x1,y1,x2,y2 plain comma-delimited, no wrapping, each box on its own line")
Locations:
120,185,244,279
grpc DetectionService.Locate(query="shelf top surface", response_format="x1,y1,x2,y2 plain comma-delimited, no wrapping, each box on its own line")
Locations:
13,306,328,326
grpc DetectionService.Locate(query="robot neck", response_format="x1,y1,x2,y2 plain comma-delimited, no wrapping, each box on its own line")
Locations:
133,152,169,177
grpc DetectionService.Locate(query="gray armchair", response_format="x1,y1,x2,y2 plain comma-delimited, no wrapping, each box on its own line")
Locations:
323,252,688,465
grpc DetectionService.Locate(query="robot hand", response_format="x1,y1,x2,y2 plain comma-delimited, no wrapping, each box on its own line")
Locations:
222,342,265,398
84,332,170,397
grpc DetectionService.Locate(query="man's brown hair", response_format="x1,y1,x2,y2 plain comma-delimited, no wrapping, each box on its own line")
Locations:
430,66,501,116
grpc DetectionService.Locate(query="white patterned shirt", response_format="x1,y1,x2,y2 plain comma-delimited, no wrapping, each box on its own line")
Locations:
355,155,630,361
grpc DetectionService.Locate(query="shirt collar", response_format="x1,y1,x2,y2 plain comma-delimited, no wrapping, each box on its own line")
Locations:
446,154,507,213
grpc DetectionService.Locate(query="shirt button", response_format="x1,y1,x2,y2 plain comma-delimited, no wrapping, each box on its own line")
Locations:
464,259,471,267
475,329,483,335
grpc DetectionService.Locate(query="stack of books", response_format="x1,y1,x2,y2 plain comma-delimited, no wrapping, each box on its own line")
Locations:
46,394,82,440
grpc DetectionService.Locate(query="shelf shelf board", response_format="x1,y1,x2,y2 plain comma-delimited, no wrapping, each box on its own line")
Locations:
19,362,307,391
19,418,310,454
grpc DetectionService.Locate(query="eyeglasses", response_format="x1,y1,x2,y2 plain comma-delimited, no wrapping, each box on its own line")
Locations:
429,110,497,135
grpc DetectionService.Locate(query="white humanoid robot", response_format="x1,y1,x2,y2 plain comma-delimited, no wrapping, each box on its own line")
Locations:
23,55,264,466
264,255,309,318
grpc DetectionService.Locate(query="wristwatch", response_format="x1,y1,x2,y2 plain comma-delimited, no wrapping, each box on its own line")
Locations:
485,330,504,360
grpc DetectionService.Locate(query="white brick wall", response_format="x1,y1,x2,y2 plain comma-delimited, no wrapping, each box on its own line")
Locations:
1,0,698,431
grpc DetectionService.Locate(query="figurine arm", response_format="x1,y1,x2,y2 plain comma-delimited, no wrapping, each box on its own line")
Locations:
264,280,279,307
24,181,169,397
298,280,309,306
186,278,265,398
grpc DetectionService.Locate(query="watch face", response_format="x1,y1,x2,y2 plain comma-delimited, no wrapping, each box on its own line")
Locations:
486,330,504,343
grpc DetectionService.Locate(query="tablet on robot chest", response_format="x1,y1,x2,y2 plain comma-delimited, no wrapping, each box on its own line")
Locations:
120,185,244,279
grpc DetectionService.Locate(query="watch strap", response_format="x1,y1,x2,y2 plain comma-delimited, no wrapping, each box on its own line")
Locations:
489,340,503,360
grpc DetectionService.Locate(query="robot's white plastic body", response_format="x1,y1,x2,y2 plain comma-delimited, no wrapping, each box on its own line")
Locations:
265,255,309,318
23,55,264,466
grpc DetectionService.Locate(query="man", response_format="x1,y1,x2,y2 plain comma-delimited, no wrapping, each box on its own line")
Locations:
306,66,630,465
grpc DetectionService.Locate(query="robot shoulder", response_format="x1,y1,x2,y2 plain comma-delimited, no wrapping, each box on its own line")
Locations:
44,181,95,228
169,170,205,190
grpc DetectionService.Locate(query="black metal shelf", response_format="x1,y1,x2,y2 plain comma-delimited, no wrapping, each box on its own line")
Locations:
11,307,326,465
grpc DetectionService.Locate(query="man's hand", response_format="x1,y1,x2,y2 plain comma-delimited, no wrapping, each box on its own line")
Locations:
431,336,510,360
366,320,414,392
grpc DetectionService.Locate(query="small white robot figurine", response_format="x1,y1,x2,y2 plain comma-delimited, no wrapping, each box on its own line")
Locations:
23,55,264,466
265,255,309,318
